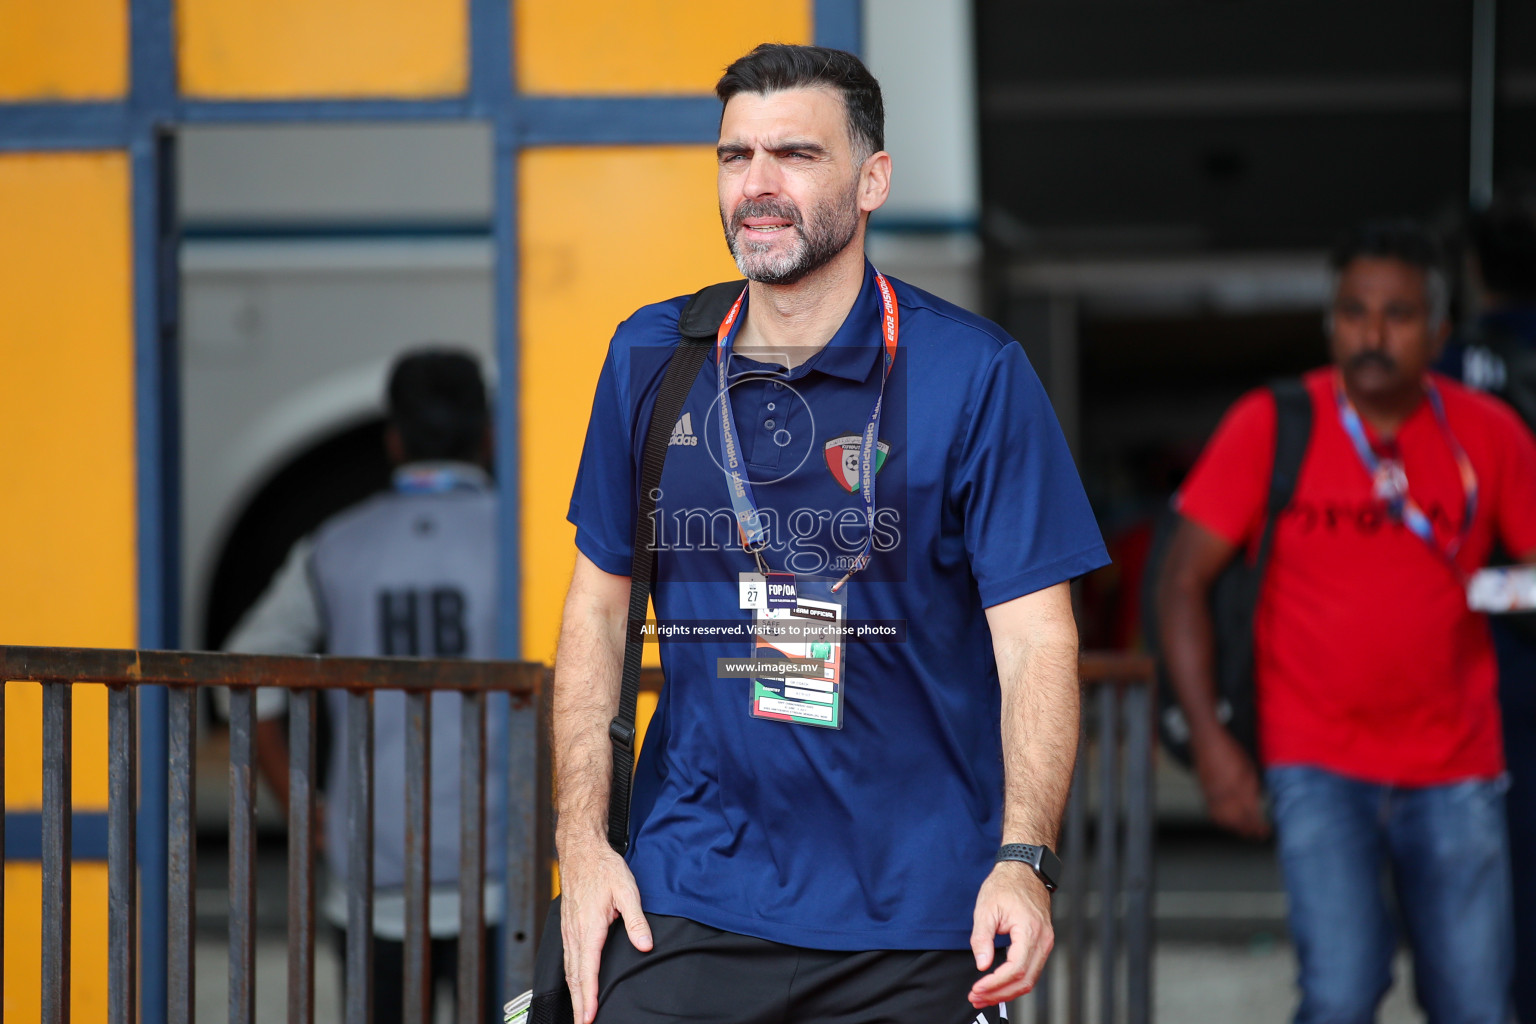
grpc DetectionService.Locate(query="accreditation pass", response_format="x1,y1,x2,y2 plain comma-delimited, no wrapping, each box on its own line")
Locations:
749,579,846,729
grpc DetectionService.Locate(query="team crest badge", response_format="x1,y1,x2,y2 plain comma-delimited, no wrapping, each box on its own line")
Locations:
823,433,890,493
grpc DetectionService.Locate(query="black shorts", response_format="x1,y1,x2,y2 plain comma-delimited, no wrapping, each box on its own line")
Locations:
594,914,1009,1024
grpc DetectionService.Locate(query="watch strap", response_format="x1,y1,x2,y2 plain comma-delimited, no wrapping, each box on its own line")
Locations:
995,843,1062,892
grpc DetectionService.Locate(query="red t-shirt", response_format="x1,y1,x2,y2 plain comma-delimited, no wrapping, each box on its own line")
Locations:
1177,369,1536,784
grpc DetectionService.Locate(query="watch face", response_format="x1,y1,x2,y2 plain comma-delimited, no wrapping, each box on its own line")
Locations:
1038,847,1063,889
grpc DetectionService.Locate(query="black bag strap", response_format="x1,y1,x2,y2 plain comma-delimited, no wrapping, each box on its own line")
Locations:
607,280,745,855
1254,378,1313,570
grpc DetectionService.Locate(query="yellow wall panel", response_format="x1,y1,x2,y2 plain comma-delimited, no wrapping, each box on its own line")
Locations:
179,0,467,98
0,152,136,651
0,0,127,100
519,147,737,662
1,151,134,1024
517,0,811,95
3,864,111,1022
3,684,112,808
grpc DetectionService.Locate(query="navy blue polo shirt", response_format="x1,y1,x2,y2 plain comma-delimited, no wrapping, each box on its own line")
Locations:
568,260,1108,951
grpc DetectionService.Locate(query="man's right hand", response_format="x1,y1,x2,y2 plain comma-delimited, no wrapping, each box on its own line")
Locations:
1191,729,1271,839
559,844,654,1024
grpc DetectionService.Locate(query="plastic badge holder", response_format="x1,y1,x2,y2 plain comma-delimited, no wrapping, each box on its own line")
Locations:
504,990,532,1023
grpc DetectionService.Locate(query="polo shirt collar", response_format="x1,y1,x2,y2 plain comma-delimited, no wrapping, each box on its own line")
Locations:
722,259,885,383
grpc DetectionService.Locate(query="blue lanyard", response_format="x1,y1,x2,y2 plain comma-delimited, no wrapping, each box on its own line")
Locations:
715,272,901,590
1333,373,1478,570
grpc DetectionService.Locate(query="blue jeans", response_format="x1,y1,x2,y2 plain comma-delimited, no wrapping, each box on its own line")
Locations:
1266,765,1513,1024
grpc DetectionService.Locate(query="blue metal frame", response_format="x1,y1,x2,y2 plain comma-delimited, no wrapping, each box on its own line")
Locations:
0,2,862,1020
815,0,864,53
4,813,111,861
128,0,178,1019
0,105,131,150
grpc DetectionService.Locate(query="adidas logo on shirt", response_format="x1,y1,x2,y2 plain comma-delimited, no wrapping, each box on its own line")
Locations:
669,412,698,446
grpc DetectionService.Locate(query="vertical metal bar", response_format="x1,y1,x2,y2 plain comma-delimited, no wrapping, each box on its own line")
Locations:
502,670,544,993
288,689,319,1024
167,685,197,1024
109,684,138,1024
495,104,525,1024
490,103,523,1024
1066,718,1088,1024
1095,685,1120,1024
42,680,72,1024
138,683,170,1024
534,668,556,950
346,690,375,1024
131,99,182,1024
458,690,488,1023
403,689,433,1024
1469,0,1498,209
228,687,258,1024
1122,685,1154,1024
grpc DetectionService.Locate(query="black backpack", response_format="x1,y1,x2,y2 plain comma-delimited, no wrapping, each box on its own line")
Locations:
1480,324,1536,432
1142,379,1313,767
1467,325,1536,642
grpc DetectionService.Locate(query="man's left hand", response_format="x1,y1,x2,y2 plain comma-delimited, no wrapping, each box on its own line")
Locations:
968,860,1054,1008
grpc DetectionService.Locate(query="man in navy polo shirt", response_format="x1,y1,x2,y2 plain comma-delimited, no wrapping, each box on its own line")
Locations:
552,43,1108,1024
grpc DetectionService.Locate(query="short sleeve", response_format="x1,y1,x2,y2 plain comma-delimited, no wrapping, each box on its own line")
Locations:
1494,407,1536,559
955,342,1109,607
1175,388,1277,547
567,345,637,576
220,537,322,720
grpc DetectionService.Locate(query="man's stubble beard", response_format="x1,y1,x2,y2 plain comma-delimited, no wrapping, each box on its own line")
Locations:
722,177,861,286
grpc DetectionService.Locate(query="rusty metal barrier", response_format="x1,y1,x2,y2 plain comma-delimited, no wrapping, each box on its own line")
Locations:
4,645,1147,1023
0,645,552,1024
638,652,1158,1024
1034,652,1157,1024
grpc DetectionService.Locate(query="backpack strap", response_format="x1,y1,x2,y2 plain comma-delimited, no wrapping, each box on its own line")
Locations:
606,280,744,855
678,280,749,340
1255,378,1313,569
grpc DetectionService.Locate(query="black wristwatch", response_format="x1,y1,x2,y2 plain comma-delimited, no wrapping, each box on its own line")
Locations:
995,843,1062,892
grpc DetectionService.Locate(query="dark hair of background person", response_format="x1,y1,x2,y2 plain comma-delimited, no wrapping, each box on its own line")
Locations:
1328,219,1447,278
387,347,488,462
715,43,885,159
1328,219,1449,323
1470,189,1536,302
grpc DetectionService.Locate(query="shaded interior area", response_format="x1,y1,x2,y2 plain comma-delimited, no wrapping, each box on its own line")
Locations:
202,419,391,651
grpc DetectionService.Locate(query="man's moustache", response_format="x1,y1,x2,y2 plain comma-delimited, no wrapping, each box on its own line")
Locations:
1347,351,1396,372
731,201,802,233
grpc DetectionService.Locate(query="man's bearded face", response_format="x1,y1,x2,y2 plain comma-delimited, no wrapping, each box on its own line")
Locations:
722,176,861,287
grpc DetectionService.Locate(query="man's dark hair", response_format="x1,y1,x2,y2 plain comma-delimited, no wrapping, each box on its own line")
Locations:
386,347,488,462
1328,219,1449,325
1469,190,1536,301
716,44,884,158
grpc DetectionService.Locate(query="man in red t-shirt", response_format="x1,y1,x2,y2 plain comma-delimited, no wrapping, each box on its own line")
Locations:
1158,221,1536,1024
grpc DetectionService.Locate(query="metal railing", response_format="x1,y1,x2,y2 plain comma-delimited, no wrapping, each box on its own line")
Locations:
640,653,1159,1024
0,645,552,1024
1033,652,1158,1024
4,646,1151,1023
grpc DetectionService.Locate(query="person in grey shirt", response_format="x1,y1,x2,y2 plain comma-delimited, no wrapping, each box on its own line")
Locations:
226,348,505,1024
